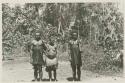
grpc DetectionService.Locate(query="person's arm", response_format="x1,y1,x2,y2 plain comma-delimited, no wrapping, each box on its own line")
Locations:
29,41,32,57
29,42,33,63
53,44,58,67
55,45,58,61
77,39,82,52
68,41,71,61
41,40,47,54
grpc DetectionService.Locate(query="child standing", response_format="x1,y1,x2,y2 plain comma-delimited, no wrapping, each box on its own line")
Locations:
45,40,58,81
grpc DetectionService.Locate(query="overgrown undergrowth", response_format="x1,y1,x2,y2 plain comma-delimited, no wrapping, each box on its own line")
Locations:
3,43,123,76
81,44,123,76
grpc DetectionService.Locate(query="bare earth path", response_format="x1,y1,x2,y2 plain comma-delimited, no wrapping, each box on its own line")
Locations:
2,57,125,82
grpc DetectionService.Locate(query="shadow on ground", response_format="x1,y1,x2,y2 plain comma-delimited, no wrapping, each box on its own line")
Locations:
42,78,50,81
42,78,58,81
67,77,74,81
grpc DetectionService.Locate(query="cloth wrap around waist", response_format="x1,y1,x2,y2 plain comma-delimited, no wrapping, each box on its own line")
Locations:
45,44,57,66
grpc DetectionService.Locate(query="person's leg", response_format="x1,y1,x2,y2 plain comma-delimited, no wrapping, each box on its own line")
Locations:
48,66,52,81
53,69,57,81
33,65,38,81
38,66,43,81
48,71,52,81
71,64,76,81
77,65,81,81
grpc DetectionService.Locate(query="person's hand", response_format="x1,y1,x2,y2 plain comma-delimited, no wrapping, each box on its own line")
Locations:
30,57,33,64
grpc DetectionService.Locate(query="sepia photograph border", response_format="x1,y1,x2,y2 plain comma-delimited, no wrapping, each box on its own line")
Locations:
0,0,125,83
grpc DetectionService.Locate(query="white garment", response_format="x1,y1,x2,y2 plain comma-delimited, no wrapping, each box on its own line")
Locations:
46,58,57,66
45,44,57,66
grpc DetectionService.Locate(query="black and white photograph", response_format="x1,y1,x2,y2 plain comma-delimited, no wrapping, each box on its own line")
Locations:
1,1,124,82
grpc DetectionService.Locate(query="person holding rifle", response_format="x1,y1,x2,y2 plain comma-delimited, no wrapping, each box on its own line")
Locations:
68,30,82,81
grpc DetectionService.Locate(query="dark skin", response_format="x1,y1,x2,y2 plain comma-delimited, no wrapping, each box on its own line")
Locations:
48,69,57,81
68,34,81,81
68,35,78,61
47,41,57,81
35,34,41,41
31,33,43,81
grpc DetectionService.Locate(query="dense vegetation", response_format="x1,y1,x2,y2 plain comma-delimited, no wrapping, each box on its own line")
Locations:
2,3,123,74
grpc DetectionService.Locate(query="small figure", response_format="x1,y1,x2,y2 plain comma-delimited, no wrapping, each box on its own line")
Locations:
29,31,46,81
45,40,58,81
68,32,82,81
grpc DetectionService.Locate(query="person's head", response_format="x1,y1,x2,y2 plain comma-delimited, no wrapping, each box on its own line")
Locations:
35,32,41,41
71,32,78,40
49,39,54,46
48,24,52,28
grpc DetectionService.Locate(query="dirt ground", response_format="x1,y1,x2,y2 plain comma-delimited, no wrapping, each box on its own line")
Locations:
2,57,125,82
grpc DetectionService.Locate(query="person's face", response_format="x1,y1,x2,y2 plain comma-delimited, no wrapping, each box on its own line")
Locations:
73,36,77,40
35,33,40,40
36,35,40,38
72,33,77,40
49,41,54,46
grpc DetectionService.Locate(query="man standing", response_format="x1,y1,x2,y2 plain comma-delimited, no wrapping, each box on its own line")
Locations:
68,32,82,81
29,31,46,81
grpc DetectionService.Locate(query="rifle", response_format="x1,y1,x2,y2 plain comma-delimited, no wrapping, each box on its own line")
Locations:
77,20,82,52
